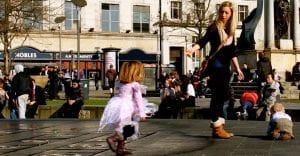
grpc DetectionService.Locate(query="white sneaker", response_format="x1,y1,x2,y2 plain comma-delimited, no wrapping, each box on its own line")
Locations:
242,112,248,120
236,112,241,120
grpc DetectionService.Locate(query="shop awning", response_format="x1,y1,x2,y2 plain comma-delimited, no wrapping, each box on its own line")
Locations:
119,49,157,62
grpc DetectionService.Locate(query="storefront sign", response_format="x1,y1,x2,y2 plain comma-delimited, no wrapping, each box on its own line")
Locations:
58,53,96,61
0,46,52,60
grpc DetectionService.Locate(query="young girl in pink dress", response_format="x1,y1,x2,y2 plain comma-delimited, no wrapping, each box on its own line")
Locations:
99,61,146,155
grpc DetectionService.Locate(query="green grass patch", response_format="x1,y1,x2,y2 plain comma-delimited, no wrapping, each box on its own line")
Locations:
46,99,109,106
46,98,159,106
281,99,300,104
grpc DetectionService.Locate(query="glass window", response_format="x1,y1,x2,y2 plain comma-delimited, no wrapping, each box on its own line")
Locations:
299,8,300,24
194,2,205,19
65,1,78,30
101,3,119,32
216,4,220,12
23,0,43,30
171,1,182,19
238,5,248,22
133,5,150,33
0,1,4,22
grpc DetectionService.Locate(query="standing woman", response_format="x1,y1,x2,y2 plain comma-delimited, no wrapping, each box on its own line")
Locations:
186,1,244,139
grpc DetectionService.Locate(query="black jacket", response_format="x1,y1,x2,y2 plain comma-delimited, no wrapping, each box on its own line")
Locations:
11,72,32,98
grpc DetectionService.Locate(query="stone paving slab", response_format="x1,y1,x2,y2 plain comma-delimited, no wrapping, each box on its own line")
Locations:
0,119,300,156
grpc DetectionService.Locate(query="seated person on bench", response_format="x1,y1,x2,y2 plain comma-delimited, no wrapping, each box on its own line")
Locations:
57,79,84,118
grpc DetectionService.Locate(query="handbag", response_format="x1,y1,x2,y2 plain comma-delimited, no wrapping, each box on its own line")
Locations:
199,42,225,78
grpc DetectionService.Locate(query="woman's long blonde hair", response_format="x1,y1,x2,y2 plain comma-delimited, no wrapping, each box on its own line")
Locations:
119,61,145,83
215,1,236,36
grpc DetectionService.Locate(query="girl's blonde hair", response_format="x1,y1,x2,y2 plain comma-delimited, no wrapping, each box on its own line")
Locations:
119,61,144,83
215,1,236,36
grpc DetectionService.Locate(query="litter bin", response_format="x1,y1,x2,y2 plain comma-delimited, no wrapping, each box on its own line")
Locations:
80,79,89,99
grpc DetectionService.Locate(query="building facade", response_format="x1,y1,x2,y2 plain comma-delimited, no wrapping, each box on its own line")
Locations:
1,0,300,88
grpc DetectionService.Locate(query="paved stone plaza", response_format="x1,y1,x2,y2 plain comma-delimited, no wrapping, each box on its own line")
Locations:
0,119,300,156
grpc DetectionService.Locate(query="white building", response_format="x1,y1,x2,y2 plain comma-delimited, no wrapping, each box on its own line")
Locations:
1,0,300,88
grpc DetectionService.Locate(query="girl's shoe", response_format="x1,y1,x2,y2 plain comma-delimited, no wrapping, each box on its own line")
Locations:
117,140,132,155
106,133,123,152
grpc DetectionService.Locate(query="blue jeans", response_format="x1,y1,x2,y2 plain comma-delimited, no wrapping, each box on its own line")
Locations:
242,101,253,113
10,109,18,119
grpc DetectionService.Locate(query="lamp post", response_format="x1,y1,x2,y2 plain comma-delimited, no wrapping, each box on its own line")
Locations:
70,50,74,80
71,0,87,79
54,16,65,71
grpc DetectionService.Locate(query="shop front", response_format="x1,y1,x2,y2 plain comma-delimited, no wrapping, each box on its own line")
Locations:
0,46,103,78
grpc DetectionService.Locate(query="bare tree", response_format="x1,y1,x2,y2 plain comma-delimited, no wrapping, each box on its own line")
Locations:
188,0,214,40
157,0,214,40
0,0,51,75
155,0,215,61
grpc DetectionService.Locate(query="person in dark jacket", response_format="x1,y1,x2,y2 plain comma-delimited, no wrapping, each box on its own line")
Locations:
48,66,59,100
186,1,244,139
26,79,46,118
257,52,272,84
58,79,84,118
241,63,252,82
106,64,118,97
11,64,32,119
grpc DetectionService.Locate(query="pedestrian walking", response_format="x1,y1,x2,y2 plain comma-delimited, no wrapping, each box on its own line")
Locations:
11,64,32,119
186,1,244,139
106,64,118,97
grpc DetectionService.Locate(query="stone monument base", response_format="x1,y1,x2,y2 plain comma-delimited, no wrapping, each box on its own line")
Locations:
279,39,293,50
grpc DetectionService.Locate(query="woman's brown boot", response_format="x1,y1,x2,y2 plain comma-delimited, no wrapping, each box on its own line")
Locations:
106,132,123,152
218,117,234,137
211,119,232,139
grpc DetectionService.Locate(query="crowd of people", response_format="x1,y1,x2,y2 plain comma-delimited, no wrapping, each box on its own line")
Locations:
155,70,199,119
0,64,84,119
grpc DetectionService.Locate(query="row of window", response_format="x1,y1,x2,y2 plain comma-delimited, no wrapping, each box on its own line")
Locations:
0,1,249,33
65,2,150,33
171,1,249,23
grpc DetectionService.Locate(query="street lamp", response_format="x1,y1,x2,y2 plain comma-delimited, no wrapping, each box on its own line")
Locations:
54,16,65,71
71,0,87,79
69,50,74,80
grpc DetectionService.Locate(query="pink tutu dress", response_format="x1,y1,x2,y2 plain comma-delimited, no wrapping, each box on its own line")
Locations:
99,82,147,133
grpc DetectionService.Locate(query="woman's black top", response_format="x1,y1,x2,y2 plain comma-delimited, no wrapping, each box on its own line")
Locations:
196,23,237,73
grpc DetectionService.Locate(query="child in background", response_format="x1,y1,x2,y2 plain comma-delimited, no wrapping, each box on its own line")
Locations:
99,61,147,155
236,91,259,120
267,103,294,140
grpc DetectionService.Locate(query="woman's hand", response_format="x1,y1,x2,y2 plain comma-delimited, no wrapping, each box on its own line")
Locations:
236,69,244,81
186,49,194,57
186,44,200,57
232,57,244,81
